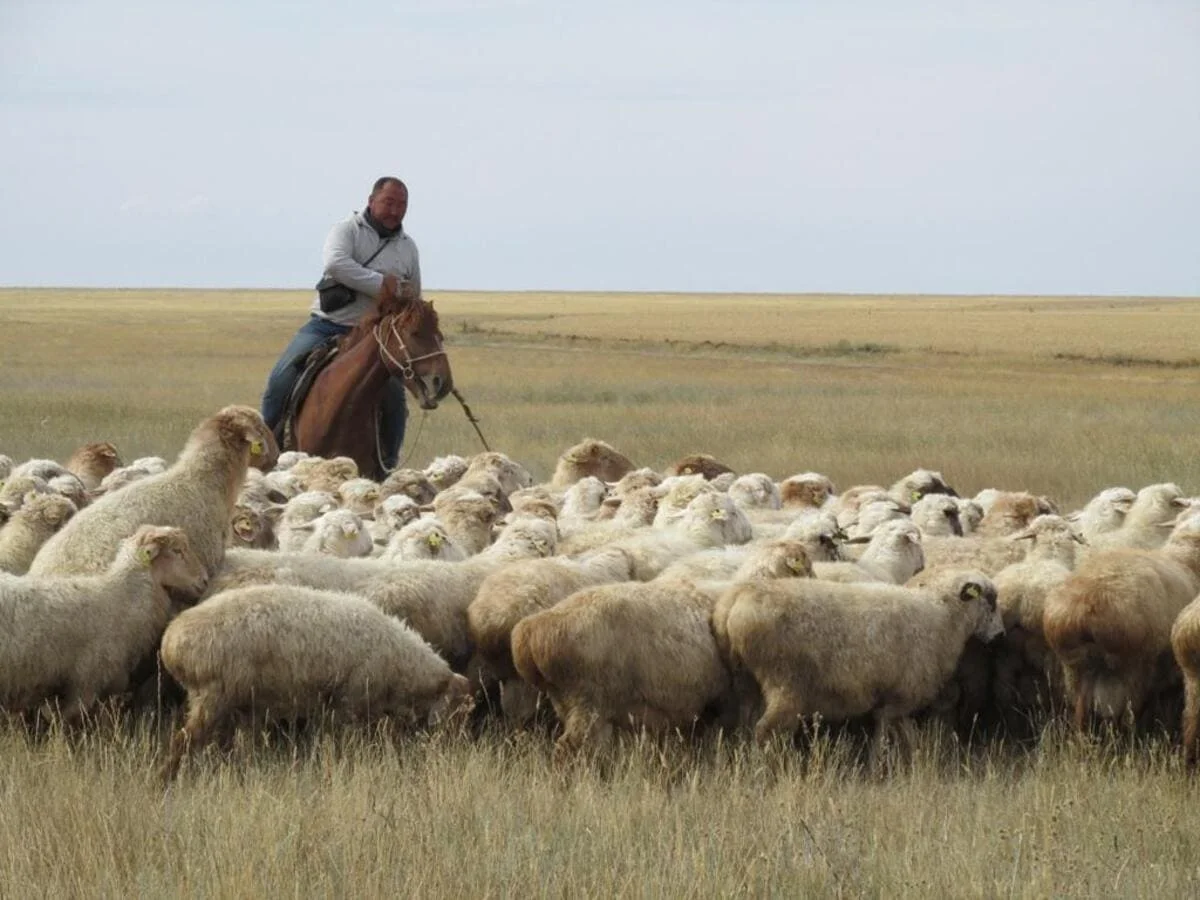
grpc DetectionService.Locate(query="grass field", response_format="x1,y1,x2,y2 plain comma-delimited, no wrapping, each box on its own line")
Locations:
2,287,1200,896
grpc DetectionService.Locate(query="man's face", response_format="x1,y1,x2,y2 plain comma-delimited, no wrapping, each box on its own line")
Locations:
368,182,408,230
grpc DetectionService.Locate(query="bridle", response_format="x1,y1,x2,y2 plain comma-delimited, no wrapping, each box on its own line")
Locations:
371,309,446,381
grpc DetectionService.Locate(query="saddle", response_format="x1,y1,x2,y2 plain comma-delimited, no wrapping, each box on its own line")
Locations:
274,338,341,451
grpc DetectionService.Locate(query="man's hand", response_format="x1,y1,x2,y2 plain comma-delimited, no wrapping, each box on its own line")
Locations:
379,273,399,304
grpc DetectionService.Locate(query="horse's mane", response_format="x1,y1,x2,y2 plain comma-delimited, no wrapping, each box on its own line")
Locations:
338,296,441,351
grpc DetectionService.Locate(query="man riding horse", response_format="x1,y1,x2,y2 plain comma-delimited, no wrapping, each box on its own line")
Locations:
261,176,421,471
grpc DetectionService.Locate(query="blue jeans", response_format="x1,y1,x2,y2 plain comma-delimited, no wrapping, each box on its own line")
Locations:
261,315,408,470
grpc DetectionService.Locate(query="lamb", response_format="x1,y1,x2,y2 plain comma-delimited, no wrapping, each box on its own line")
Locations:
0,493,77,574
228,502,281,550
424,454,468,491
910,494,963,538
65,441,122,491
510,544,813,756
727,473,781,511
1069,487,1136,543
28,405,278,581
720,567,1002,751
506,494,559,526
381,518,467,562
0,525,208,723
550,438,636,488
299,509,373,558
989,515,1084,734
468,546,636,720
276,491,340,552
1043,528,1200,730
813,519,924,584
1089,483,1189,551
160,584,473,780
378,468,437,505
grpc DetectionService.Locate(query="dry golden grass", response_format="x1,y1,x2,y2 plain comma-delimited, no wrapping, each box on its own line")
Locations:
3,287,1200,895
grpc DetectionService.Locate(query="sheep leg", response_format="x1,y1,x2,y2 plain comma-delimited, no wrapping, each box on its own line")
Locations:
754,687,802,746
1184,677,1200,769
162,694,228,783
500,678,542,728
1073,671,1095,733
553,707,611,763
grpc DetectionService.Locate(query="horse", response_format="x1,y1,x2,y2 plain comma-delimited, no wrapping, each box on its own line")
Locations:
291,291,453,480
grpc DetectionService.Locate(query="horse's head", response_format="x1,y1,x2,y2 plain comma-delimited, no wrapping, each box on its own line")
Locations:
373,295,453,410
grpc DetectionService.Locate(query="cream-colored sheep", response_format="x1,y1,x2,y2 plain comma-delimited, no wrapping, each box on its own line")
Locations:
30,407,277,583
611,467,663,497
550,438,636,488
721,568,1001,750
0,474,50,512
424,454,468,491
130,456,169,474
1069,487,1135,543
468,546,636,721
989,515,1083,734
920,532,1029,575
432,488,500,555
911,494,963,538
888,468,957,506
657,537,817,582
956,498,985,535
379,468,437,505
369,494,422,549
813,519,924,584
274,450,312,471
0,526,207,723
652,474,715,528
337,477,383,518
607,492,753,581
0,493,77,574
160,584,473,780
1089,483,1189,551
1044,529,1200,730
65,441,122,491
462,451,533,498
975,492,1058,538
236,468,292,511
560,476,610,522
728,473,781,511
380,518,467,562
291,455,359,494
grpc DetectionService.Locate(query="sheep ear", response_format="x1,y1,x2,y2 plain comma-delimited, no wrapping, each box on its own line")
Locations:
960,581,983,602
292,520,317,533
1009,530,1035,542
844,535,872,545
266,489,289,505
263,504,286,524
136,541,161,566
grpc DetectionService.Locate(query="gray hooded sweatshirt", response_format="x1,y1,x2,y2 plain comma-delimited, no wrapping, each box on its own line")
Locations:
310,211,422,326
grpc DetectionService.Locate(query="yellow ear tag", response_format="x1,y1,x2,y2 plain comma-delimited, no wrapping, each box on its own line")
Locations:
965,584,981,601
428,533,443,548
786,557,806,574
910,490,921,503
250,439,264,457
136,546,154,567
710,509,727,521
681,468,694,475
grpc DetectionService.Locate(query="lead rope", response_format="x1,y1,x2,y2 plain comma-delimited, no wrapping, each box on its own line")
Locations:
451,386,491,452
376,405,429,476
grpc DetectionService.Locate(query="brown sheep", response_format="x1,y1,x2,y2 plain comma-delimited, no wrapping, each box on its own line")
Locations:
1170,597,1200,765
65,441,122,491
669,453,735,481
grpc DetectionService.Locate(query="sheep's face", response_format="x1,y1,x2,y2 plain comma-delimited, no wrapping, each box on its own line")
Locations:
744,540,813,579
338,478,382,517
135,526,208,599
211,405,280,473
683,493,753,546
375,494,421,531
390,520,465,561
956,575,1003,643
466,452,533,496
894,468,957,503
20,492,77,532
310,510,372,558
912,495,962,537
428,674,475,727
425,455,468,490
508,496,559,524
729,474,782,511
1011,515,1083,564
612,467,662,497
671,453,735,481
282,491,339,527
275,450,311,471
562,476,609,517
1132,483,1190,526
780,476,833,510
382,469,438,504
493,518,558,558
955,499,984,534
230,503,280,549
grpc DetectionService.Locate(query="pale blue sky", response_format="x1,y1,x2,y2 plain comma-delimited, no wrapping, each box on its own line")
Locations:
2,0,1197,294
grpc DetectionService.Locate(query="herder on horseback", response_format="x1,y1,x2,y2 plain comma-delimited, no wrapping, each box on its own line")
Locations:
260,176,455,478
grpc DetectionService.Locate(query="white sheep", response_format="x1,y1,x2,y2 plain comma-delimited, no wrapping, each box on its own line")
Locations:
276,491,340,552
720,567,1002,752
1069,487,1136,543
10,458,70,482
0,525,208,723
0,493,77,575
424,454,468,491
46,473,89,510
380,518,467,562
431,488,500,555
461,451,533,498
910,494,963,538
369,494,422,549
299,509,373,558
160,584,473,780
605,492,753,581
29,406,278,582
337,477,383,518
888,468,957,506
1089,483,1189,551
379,468,438,505
727,473,781,511
274,450,312,471
559,476,610,522
0,474,51,513
813,519,924,584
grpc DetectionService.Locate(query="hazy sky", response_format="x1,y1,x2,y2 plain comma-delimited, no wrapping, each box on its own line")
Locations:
2,0,1197,294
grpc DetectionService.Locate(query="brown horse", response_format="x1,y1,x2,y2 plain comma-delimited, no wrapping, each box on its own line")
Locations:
292,292,453,479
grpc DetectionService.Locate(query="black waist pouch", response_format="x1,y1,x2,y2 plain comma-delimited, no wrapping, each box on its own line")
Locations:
316,276,356,313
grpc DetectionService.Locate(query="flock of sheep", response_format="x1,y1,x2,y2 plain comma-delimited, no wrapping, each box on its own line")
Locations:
4,404,1200,780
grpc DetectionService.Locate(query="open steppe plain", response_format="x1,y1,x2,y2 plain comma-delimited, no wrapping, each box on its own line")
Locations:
2,288,1200,896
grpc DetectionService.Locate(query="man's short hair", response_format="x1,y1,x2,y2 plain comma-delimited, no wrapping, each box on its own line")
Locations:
371,176,406,195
